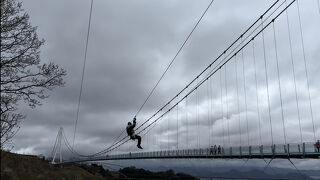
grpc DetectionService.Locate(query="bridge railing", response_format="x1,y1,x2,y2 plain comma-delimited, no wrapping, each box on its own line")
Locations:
61,142,319,163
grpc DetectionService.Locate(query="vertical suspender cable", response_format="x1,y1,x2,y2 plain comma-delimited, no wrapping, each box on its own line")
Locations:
235,54,242,146
272,22,287,145
225,66,230,146
252,40,262,146
285,3,303,143
261,18,274,145
210,74,214,146
186,97,188,149
220,68,225,147
207,80,211,147
72,0,94,151
241,40,249,146
296,0,316,142
176,99,179,149
197,84,200,148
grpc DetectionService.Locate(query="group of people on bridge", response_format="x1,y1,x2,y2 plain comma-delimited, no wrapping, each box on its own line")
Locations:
209,145,222,155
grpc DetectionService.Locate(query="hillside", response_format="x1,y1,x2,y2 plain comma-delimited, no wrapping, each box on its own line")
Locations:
1,151,112,180
1,151,199,180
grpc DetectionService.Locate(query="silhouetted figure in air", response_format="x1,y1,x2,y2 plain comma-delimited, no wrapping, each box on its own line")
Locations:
127,117,143,149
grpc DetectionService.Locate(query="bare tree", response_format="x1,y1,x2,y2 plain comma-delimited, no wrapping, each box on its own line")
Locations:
1,0,66,149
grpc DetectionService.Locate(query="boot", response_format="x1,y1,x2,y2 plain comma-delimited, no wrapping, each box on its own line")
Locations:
137,144,143,149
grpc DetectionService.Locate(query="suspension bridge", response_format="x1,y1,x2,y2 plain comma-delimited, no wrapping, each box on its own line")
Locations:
51,0,320,167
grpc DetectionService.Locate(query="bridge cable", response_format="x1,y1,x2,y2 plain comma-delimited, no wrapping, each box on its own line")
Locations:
225,65,230,147
261,18,274,146
241,38,250,146
272,21,287,145
134,0,215,118
91,0,217,157
186,96,189,149
72,0,94,151
210,71,213,146
103,0,297,155
285,1,303,143
176,97,179,149
235,54,242,146
296,0,316,142
252,40,262,146
73,0,286,156
196,84,200,148
220,69,225,147
133,0,281,134
207,78,211,147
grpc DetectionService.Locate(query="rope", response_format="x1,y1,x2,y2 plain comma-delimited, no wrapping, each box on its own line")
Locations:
285,1,303,143
296,0,316,142
272,21,287,145
134,0,215,117
252,40,262,146
72,0,94,151
261,18,274,145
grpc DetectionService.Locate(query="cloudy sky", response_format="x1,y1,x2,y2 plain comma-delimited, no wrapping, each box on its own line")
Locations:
12,0,320,171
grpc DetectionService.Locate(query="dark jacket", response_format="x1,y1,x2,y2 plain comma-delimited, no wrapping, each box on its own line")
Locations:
126,121,136,136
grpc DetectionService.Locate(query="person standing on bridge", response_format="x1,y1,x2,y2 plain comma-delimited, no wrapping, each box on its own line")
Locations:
315,140,320,152
127,117,143,149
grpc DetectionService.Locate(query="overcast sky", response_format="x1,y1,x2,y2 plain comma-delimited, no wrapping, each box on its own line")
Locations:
12,0,320,171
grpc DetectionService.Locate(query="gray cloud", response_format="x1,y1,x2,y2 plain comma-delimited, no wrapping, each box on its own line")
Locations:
11,0,320,170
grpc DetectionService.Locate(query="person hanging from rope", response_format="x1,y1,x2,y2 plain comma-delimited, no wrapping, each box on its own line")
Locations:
126,117,143,149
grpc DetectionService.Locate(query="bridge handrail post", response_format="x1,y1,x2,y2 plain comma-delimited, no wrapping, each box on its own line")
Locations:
249,146,252,157
303,142,305,157
230,147,232,156
287,144,290,156
240,146,242,157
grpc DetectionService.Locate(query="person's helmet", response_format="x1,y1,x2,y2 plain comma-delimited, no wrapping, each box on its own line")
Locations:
128,122,132,125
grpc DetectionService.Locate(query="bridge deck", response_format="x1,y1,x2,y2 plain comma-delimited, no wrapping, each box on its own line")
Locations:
58,142,320,164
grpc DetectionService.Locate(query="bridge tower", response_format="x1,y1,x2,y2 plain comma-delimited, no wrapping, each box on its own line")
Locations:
51,127,63,164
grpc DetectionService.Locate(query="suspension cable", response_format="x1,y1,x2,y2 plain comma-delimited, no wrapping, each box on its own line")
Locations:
134,0,215,117
296,0,316,142
285,1,303,143
67,0,291,156
235,54,242,146
225,65,230,146
220,69,225,147
241,38,249,146
72,0,94,151
272,21,287,145
261,18,274,145
252,40,262,146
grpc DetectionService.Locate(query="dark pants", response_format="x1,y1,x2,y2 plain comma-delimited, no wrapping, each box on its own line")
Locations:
131,135,141,146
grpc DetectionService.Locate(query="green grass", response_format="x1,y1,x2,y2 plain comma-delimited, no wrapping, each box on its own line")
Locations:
1,151,108,180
